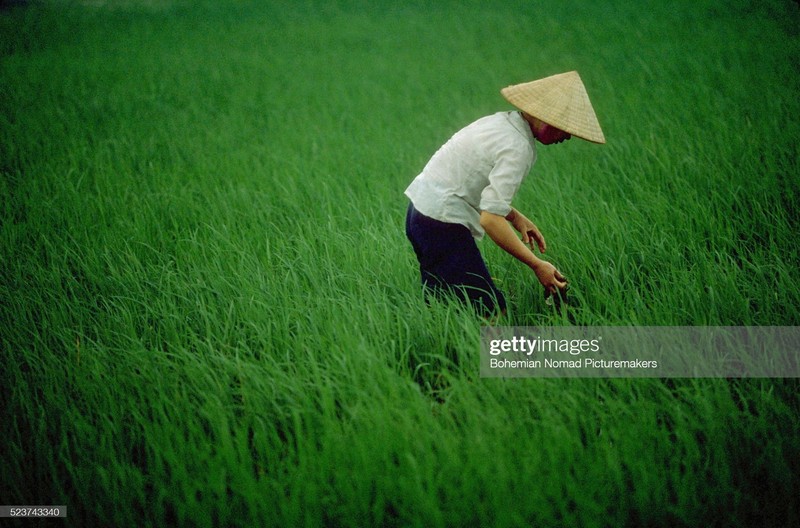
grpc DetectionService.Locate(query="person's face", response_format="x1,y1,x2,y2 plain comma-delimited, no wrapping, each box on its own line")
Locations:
537,123,571,145
523,114,572,145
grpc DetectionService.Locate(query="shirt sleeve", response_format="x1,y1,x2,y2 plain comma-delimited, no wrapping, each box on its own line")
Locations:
479,141,533,216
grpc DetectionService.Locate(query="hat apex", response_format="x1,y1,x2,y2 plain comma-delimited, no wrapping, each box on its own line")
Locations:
501,71,605,144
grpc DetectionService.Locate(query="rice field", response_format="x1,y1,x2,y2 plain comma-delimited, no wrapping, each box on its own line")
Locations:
2,0,799,526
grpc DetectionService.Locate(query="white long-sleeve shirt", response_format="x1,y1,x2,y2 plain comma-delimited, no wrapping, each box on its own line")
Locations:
404,111,537,240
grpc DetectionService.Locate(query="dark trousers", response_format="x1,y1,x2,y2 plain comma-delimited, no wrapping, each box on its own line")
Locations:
405,202,506,315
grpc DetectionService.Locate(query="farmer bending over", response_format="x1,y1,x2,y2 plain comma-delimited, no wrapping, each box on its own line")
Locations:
405,71,605,317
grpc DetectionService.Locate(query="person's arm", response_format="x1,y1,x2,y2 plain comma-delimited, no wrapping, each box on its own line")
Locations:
480,210,567,296
505,207,546,253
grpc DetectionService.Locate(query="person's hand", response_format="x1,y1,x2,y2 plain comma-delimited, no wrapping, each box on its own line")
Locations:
511,211,546,253
533,260,568,297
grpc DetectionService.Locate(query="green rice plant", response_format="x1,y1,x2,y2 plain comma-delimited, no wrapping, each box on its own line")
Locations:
2,0,799,526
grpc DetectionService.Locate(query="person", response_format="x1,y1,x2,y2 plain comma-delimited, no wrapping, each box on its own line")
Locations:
404,71,605,317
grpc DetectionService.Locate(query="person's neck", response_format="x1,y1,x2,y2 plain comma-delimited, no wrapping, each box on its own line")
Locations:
520,112,540,140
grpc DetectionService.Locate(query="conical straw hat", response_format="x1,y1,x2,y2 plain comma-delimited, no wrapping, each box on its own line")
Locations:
501,71,605,144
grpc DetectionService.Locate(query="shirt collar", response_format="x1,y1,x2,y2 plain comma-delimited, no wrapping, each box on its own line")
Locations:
507,111,536,146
